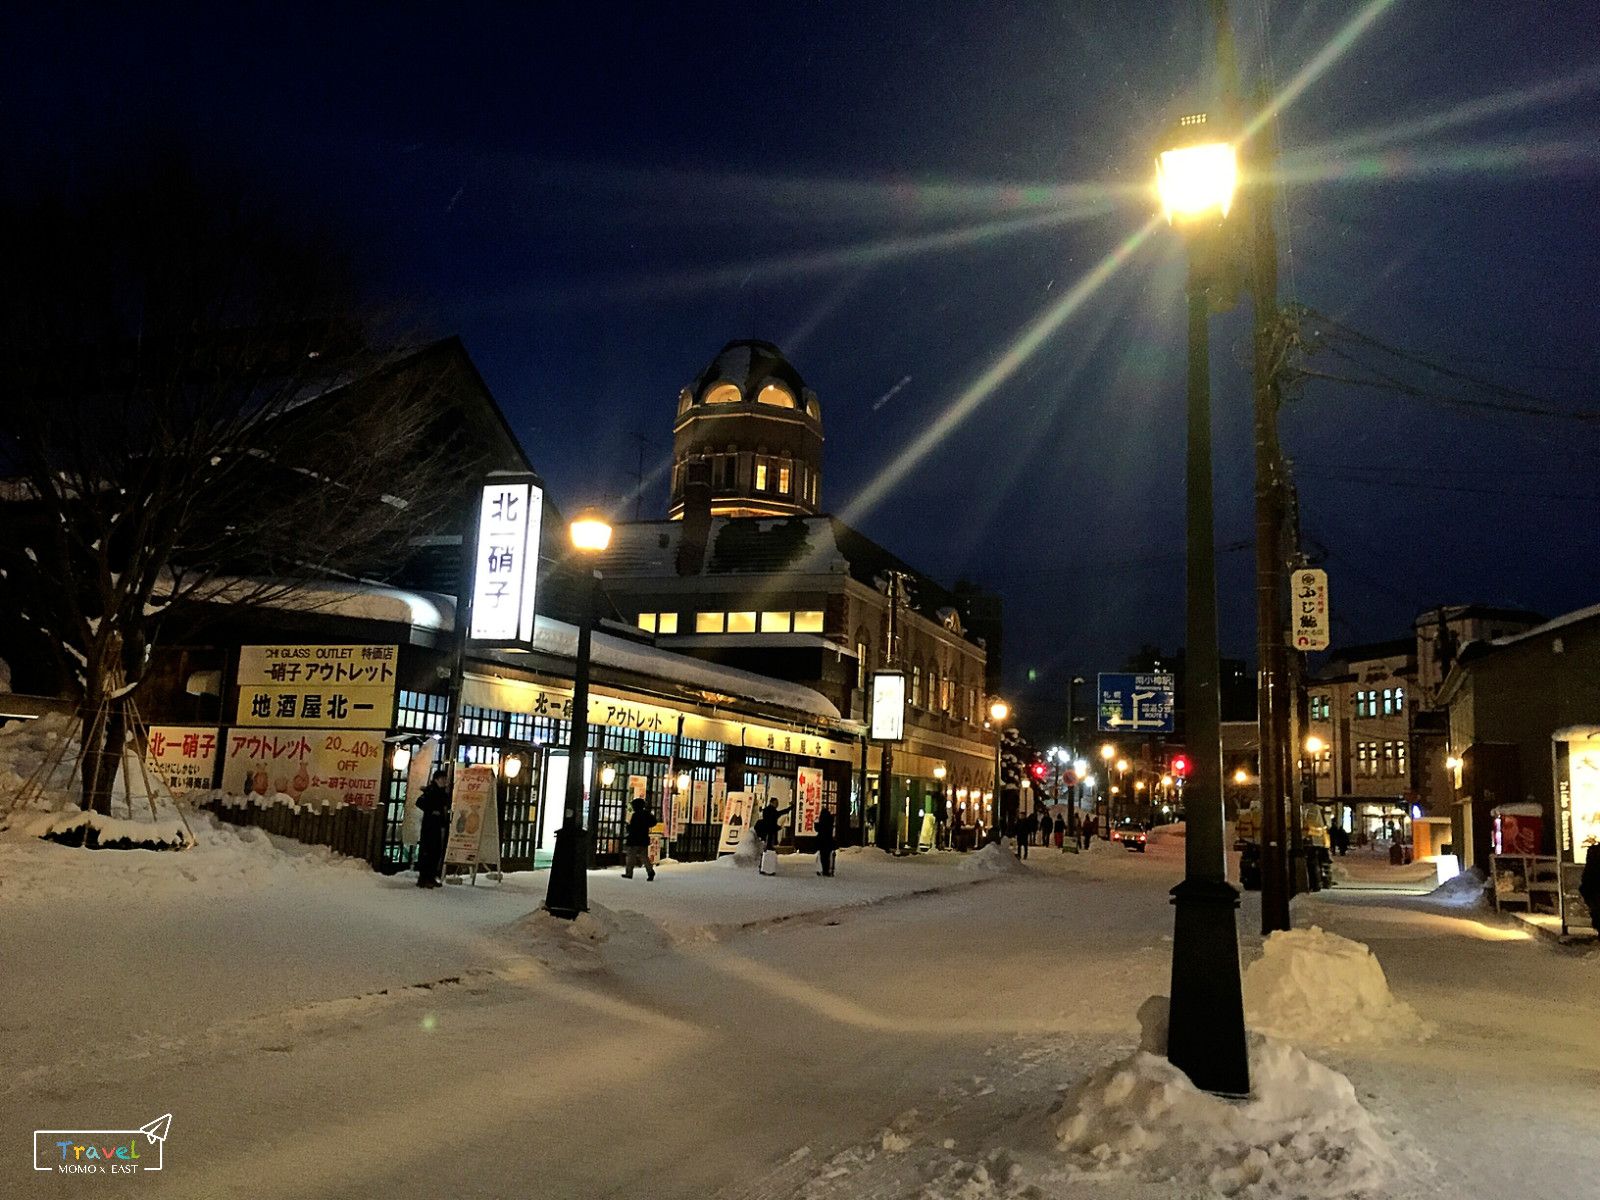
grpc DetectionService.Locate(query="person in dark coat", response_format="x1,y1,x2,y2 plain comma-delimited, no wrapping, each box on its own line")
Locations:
814,803,837,876
623,798,656,880
1016,812,1032,859
1053,813,1067,849
1579,844,1600,927
414,769,451,888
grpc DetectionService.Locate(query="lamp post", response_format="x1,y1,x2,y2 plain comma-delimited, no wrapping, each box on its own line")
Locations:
1156,113,1250,1096
1099,743,1116,838
1115,758,1129,825
544,508,613,920
987,698,1009,843
934,763,947,849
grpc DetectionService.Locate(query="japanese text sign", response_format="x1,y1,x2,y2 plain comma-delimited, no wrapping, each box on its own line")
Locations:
469,479,545,643
144,726,220,796
236,645,398,729
1292,568,1330,651
870,671,906,742
221,729,384,809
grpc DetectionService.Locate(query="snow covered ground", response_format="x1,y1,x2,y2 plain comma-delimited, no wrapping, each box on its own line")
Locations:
3,816,1597,1198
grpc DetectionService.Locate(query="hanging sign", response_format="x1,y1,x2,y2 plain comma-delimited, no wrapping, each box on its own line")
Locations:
870,671,907,742
1291,568,1331,651
691,778,709,825
468,479,545,644
445,764,499,866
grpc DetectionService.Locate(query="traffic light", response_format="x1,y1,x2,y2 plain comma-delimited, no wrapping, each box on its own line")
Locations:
1171,756,1189,777
1030,762,1048,781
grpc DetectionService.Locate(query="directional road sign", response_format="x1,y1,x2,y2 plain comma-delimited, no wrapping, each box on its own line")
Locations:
1097,672,1176,733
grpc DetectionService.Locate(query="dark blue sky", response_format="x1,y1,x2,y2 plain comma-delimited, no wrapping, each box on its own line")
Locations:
6,2,1598,736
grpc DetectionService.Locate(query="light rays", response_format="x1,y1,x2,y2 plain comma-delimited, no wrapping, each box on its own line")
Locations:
1242,0,1401,142
836,215,1163,527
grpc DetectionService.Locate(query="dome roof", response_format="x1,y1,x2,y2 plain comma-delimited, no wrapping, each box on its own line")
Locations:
680,339,820,420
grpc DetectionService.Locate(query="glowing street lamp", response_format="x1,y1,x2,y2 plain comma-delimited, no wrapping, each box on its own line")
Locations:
1156,109,1249,1097
545,508,615,919
987,698,1009,843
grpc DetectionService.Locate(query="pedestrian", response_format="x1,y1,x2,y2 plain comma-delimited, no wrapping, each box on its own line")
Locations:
1579,844,1600,926
1016,812,1031,859
755,798,786,875
623,798,656,880
1054,813,1067,849
815,803,836,876
414,768,451,888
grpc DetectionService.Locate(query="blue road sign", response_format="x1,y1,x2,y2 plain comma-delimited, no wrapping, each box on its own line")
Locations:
1097,673,1176,733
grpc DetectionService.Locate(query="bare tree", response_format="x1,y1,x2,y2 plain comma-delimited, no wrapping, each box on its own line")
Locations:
0,159,483,814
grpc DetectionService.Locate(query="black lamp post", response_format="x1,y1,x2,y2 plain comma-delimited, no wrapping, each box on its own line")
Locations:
544,508,614,920
1156,112,1251,1096
987,698,1009,844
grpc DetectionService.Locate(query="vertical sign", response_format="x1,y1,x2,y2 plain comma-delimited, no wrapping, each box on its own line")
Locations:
469,480,545,643
795,766,824,835
870,671,907,742
1291,568,1331,651
691,778,709,825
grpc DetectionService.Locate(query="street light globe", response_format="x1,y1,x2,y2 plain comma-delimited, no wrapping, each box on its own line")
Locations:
504,756,522,779
1136,780,1146,791
569,508,613,553
989,699,1009,723
599,764,616,786
676,771,691,791
1116,759,1129,773
1445,756,1461,771
1101,744,1115,761
934,764,947,780
1234,768,1249,785
1156,116,1237,223
1305,735,1325,754
1074,759,1088,776
1161,775,1173,787
392,745,411,773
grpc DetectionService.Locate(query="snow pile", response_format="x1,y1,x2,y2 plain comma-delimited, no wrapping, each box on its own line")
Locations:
1053,1036,1394,1197
1424,865,1490,909
1243,926,1432,1044
514,901,671,970
0,711,82,806
957,840,1029,874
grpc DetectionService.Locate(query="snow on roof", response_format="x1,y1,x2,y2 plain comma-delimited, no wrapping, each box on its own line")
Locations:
1486,601,1600,648
529,616,840,720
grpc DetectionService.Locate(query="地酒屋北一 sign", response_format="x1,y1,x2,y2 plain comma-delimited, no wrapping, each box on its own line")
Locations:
1291,569,1331,651
235,645,398,729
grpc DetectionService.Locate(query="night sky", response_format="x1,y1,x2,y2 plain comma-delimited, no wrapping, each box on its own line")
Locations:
6,2,1597,737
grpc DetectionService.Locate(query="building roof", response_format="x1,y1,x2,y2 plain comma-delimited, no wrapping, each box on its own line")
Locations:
1315,637,1414,678
1437,601,1600,704
1412,604,1547,628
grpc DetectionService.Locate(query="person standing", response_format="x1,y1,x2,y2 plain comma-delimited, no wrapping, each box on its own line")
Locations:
815,803,836,876
414,768,451,889
1054,813,1067,849
623,798,656,880
1579,843,1600,928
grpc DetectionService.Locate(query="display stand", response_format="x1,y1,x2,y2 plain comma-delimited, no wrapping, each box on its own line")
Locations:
1491,854,1560,913
443,764,501,885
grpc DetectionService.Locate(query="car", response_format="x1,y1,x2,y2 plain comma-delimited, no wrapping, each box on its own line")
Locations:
1109,820,1149,852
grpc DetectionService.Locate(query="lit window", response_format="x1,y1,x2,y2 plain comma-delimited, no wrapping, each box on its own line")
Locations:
856,642,867,688
755,461,768,491
728,611,757,633
657,612,678,634
638,613,657,633
794,610,824,633
1395,686,1405,709
778,465,791,494
756,384,795,408
911,666,922,707
705,383,741,404
761,611,791,633
1382,688,1394,715
696,612,725,633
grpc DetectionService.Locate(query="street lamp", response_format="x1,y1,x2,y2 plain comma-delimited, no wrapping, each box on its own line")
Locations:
1100,743,1117,838
544,507,613,920
1157,112,1250,1096
988,698,1009,844
934,764,947,850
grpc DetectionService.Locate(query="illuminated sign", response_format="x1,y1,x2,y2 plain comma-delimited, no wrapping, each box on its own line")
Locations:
469,479,545,643
1292,568,1331,651
870,671,906,742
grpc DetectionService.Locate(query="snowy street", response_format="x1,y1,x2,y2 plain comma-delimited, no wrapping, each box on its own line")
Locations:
4,823,1598,1199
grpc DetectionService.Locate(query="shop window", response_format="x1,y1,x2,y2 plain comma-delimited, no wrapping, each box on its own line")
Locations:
727,611,757,633
696,612,725,633
794,610,824,633
657,612,678,634
705,383,741,404
761,611,791,633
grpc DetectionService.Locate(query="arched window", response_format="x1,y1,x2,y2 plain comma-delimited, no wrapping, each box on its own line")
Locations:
911,665,922,708
757,383,795,408
705,382,741,405
677,388,694,416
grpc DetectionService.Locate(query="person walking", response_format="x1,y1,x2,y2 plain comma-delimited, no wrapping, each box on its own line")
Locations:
1579,843,1600,927
1054,813,1067,849
814,803,837,876
622,798,656,880
414,768,451,888
1016,812,1031,860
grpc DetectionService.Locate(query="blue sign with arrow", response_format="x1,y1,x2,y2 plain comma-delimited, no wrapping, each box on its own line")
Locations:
1097,672,1176,733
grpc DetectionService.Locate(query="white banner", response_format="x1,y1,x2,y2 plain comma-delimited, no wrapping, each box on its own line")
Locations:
718,791,754,854
795,766,824,836
144,726,220,797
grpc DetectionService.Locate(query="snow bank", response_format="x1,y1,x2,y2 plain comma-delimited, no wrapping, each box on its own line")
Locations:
957,840,1029,874
1243,926,1432,1044
1053,1035,1394,1197
1424,864,1490,909
514,901,671,970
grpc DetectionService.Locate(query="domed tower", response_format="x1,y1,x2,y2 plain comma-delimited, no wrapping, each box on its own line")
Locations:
670,339,823,519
